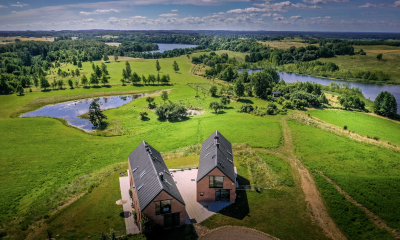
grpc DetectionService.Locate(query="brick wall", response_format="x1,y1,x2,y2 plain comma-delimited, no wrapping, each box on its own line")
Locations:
142,190,186,227
196,168,236,202
128,160,143,226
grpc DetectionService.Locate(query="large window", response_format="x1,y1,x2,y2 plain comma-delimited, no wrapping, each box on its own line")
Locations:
155,200,171,215
209,176,223,188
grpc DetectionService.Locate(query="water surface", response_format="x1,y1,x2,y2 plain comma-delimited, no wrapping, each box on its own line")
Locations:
149,43,198,53
238,70,400,113
22,94,142,131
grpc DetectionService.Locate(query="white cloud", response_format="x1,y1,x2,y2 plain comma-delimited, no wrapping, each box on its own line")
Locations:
11,2,28,7
392,1,400,7
79,9,120,15
0,5,7,8
359,3,378,8
274,16,285,20
262,13,282,17
83,18,95,22
171,9,178,12
131,15,147,19
290,15,302,19
303,0,348,4
325,16,331,18
227,1,321,14
159,13,178,17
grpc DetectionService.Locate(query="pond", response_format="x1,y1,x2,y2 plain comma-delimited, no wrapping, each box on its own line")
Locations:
238,70,400,113
21,94,143,131
149,43,198,53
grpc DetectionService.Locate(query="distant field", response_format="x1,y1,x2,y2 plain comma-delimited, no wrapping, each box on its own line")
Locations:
289,120,400,235
259,41,309,49
105,42,121,47
316,45,400,84
308,110,400,146
0,36,54,43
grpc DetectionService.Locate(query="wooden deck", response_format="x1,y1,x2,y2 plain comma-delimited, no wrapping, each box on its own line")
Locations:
119,176,140,234
171,169,232,223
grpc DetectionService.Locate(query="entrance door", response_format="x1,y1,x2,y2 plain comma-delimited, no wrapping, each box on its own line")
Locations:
215,189,230,202
164,212,180,228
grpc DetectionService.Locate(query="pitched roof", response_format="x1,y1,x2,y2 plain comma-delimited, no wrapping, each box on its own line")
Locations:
197,131,235,183
128,141,185,211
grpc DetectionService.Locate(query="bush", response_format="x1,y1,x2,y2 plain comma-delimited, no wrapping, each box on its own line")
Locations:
343,125,347,130
155,102,187,120
282,100,293,109
238,104,254,113
209,85,218,96
139,111,148,120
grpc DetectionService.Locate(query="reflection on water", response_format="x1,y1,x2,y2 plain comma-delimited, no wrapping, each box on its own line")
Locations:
22,94,143,131
149,43,198,53
238,69,400,113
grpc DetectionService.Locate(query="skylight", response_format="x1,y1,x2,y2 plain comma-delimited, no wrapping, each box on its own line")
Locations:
140,170,146,178
138,184,144,190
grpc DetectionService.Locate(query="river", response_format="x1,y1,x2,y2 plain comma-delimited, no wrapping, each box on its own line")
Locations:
149,43,198,53
238,70,400,113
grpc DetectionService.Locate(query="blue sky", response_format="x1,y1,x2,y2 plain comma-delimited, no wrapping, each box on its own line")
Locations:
0,0,399,31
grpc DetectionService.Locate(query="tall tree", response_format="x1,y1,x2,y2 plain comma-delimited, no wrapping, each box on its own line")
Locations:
95,65,102,78
125,61,132,76
142,75,147,85
90,73,98,86
374,91,397,118
114,54,118,62
101,74,109,86
81,75,88,86
40,76,50,90
101,63,109,75
234,79,245,100
209,101,222,114
68,79,73,89
173,61,179,72
157,73,161,85
103,54,109,61
131,72,140,85
75,69,80,76
161,91,168,103
89,99,107,127
77,61,82,68
156,60,161,72
16,84,24,96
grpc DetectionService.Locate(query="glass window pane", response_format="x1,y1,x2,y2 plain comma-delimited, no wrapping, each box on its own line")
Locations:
215,176,223,188
209,176,214,188
161,200,171,213
155,201,161,215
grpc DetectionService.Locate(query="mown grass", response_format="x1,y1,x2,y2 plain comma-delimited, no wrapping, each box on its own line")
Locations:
289,120,400,236
308,110,400,146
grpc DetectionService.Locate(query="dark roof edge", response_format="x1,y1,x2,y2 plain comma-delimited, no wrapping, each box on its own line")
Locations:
144,141,163,191
196,166,217,183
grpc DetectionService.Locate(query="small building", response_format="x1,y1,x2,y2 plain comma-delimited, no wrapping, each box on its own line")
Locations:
197,131,236,203
272,91,282,97
128,141,185,229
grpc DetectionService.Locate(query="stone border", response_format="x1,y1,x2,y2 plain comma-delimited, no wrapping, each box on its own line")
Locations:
197,225,280,240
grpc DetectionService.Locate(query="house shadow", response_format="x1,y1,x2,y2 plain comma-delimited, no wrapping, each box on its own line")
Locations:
120,211,131,218
216,190,250,220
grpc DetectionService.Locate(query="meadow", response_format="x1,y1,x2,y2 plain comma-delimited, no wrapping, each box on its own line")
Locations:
308,110,400,146
289,120,400,236
1,50,400,240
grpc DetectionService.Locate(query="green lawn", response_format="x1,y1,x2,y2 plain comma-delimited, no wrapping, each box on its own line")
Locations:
308,110,400,146
289,120,400,236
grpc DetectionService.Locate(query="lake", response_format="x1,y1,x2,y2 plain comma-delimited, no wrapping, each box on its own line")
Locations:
149,43,198,53
21,94,143,131
238,70,400,113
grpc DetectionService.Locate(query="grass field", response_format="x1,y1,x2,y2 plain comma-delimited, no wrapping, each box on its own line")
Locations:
316,45,400,84
289,120,400,236
259,41,309,49
308,110,400,146
0,36,54,43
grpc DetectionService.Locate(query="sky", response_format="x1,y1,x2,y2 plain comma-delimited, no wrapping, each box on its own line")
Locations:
0,0,399,32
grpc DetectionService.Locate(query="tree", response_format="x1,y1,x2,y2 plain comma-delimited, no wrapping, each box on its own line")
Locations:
57,80,64,89
222,66,235,82
157,74,160,85
161,91,168,103
114,54,118,62
209,85,218,97
92,63,95,71
90,73,98,85
374,91,397,118
142,75,147,85
125,61,132,76
40,76,50,90
75,79,79,88
101,74,109,86
376,53,383,61
156,60,161,72
148,74,156,85
103,54,109,61
173,61,179,72
89,99,107,127
209,101,222,114
81,75,88,87
234,79,245,100
101,63,109,75
139,111,148,120
221,96,230,106
33,76,39,88
155,102,187,120
75,69,80,76
68,79,73,89
122,69,128,81
16,84,24,96
146,96,155,108
131,72,141,85
77,61,82,68
95,65,102,78
72,56,77,65
250,70,275,99
319,93,329,104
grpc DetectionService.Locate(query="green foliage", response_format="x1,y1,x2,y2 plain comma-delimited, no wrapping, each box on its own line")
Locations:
376,53,383,61
155,59,161,72
209,85,218,97
161,91,168,102
238,104,254,113
89,99,107,127
155,102,187,120
81,75,88,86
256,151,294,187
220,96,230,106
16,84,24,96
173,61,179,72
318,93,329,104
343,125,347,130
339,94,365,110
234,79,245,99
374,91,397,118
131,72,141,85
68,79,73,89
145,96,155,108
103,54,109,61
290,91,320,107
209,101,223,113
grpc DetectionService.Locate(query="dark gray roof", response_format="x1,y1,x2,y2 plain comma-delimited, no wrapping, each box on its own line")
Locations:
128,141,185,211
197,131,235,183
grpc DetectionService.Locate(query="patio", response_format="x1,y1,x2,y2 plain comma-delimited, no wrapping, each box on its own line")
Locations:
171,169,232,223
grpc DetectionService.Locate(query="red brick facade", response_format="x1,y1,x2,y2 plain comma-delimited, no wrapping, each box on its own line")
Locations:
196,168,236,202
129,161,185,229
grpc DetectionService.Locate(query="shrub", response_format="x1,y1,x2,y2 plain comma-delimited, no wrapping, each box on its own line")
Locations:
139,111,148,120
282,100,293,109
343,125,347,130
155,102,187,120
209,85,218,97
373,136,380,141
238,104,254,113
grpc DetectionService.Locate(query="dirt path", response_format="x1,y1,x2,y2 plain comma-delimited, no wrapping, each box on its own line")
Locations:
258,119,347,240
199,226,280,240
315,170,400,239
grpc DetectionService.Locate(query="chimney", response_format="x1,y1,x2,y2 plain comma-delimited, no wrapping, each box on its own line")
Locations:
159,172,164,182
